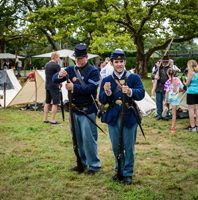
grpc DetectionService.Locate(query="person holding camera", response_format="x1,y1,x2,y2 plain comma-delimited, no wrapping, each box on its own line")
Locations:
52,44,101,175
99,50,145,185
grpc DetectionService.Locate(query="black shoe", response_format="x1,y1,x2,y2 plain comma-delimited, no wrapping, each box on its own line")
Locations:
112,174,123,181
164,118,169,121
85,170,95,175
157,117,162,120
50,121,62,125
43,120,50,123
124,176,132,185
70,166,78,172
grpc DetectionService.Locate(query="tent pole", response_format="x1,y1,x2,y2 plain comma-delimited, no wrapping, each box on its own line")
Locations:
34,70,37,111
24,50,27,76
3,82,6,108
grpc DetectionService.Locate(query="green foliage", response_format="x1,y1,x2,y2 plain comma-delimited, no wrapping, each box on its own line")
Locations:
171,57,198,72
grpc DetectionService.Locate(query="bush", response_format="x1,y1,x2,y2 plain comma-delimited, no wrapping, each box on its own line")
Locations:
170,57,198,72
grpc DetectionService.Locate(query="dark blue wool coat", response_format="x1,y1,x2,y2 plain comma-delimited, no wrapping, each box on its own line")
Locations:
99,70,145,128
52,61,100,114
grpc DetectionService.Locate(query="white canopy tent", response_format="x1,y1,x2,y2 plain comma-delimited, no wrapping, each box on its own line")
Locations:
0,53,24,59
8,70,68,107
0,69,22,107
32,49,98,60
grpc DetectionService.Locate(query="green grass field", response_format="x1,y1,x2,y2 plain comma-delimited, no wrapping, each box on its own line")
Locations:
0,78,198,200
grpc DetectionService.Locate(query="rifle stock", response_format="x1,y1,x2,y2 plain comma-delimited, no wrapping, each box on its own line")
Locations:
117,76,127,181
67,78,84,173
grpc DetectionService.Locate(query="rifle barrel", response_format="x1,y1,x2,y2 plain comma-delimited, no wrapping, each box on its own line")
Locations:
117,76,127,181
68,78,84,173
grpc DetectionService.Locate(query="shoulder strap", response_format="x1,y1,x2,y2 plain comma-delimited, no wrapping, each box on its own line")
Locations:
111,71,131,100
73,64,100,111
73,63,91,85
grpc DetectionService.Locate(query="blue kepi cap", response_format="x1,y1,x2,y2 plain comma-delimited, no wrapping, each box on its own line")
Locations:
111,50,125,59
73,44,87,58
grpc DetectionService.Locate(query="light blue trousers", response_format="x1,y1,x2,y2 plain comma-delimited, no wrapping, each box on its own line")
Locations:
108,114,138,177
68,112,101,171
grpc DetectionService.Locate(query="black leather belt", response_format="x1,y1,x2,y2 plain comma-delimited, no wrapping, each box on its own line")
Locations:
73,101,93,108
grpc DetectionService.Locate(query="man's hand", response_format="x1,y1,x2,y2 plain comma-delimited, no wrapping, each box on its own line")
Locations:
155,75,160,80
66,79,74,91
122,85,131,95
59,69,67,77
104,82,111,95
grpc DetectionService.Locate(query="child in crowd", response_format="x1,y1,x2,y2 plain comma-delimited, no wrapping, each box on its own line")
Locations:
162,68,184,132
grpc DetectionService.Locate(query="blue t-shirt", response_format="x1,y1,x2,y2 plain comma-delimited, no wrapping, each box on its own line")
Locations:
187,72,198,94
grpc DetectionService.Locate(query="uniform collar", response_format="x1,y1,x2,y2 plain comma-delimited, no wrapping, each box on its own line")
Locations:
75,61,89,70
113,70,127,80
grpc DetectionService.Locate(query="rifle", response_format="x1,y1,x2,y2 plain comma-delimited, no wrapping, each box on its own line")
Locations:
67,75,85,173
60,89,65,121
152,38,174,79
117,76,127,181
126,102,146,139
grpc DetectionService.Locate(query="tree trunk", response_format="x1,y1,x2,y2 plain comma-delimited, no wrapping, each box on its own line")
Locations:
0,41,6,53
134,35,149,78
135,56,149,79
0,41,6,69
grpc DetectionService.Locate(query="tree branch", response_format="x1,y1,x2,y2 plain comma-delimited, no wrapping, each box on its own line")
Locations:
138,0,160,34
145,35,198,58
110,4,121,11
114,27,127,35
123,0,135,34
115,20,136,34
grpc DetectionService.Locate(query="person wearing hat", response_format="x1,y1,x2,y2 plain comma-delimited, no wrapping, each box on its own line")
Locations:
99,50,145,185
152,55,171,120
52,44,101,175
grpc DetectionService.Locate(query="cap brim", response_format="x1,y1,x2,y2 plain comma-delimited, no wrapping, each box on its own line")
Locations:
72,53,87,58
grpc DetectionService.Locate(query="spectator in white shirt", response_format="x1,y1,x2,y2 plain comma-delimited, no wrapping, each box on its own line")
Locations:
169,59,181,77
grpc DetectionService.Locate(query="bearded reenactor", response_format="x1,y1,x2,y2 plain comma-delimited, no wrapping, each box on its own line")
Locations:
52,44,101,175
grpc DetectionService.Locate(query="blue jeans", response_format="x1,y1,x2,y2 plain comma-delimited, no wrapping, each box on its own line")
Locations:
68,112,101,171
108,114,138,177
18,66,22,75
156,92,169,119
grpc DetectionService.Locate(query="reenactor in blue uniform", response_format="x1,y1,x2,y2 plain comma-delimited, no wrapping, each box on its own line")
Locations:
99,50,145,185
52,44,101,175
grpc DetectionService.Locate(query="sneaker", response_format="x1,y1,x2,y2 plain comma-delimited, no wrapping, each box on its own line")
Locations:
151,96,155,99
185,125,196,131
50,121,62,125
43,120,50,123
170,127,175,132
196,126,198,131
162,107,168,118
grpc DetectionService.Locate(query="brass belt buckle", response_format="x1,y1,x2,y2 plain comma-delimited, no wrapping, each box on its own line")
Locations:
115,100,122,106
